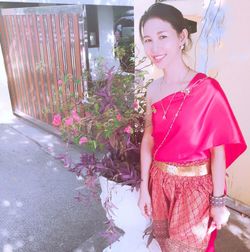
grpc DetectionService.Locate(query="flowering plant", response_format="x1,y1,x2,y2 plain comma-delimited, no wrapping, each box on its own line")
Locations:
52,65,150,189
50,60,152,245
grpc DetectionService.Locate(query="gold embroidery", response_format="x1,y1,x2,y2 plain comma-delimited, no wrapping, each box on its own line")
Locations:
153,158,210,167
152,159,211,176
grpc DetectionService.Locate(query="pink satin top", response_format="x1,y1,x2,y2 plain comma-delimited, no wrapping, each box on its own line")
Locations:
151,73,247,168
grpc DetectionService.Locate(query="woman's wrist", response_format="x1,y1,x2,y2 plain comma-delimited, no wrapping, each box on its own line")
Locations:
210,194,226,207
140,180,148,191
212,192,225,197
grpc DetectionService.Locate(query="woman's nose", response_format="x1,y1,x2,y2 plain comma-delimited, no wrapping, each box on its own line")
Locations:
150,42,160,54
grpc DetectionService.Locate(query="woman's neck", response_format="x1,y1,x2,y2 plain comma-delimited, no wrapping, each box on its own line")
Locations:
162,60,191,86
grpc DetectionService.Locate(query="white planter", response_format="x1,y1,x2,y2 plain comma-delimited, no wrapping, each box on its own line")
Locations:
99,176,161,252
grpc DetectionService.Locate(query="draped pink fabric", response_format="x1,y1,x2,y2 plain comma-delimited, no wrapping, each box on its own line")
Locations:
150,73,247,251
151,73,247,168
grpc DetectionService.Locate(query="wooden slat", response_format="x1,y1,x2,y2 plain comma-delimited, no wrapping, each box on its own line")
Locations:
19,15,36,117
73,14,83,97
13,15,31,115
54,14,67,106
46,14,60,113
9,15,26,113
26,14,43,120
38,14,54,117
63,14,74,95
22,15,37,118
6,16,21,112
32,14,49,123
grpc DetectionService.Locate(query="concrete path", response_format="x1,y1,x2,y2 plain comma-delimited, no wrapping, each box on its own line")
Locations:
0,117,109,252
0,116,250,252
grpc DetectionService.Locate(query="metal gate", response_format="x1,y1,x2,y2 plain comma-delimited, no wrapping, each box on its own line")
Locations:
0,5,88,128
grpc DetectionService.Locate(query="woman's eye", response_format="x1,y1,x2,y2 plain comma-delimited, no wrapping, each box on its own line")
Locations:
159,35,167,39
144,39,151,43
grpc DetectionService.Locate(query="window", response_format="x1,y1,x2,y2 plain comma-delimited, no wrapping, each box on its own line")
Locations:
86,5,99,48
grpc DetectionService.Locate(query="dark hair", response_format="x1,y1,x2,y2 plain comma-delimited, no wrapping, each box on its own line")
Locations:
139,3,193,51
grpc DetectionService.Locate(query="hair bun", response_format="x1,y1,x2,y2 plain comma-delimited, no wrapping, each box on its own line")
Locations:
184,18,197,34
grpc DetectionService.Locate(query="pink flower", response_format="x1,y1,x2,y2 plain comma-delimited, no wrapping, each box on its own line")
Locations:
65,117,73,126
72,109,81,122
124,125,133,134
116,113,122,121
52,114,62,127
79,136,88,145
133,100,139,109
57,79,63,86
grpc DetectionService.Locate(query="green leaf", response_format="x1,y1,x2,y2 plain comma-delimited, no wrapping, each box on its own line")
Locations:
73,137,79,145
75,79,81,85
94,103,100,113
114,120,120,128
63,74,69,83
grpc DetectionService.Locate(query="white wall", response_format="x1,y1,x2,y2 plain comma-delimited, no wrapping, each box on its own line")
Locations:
1,0,133,6
0,46,14,123
88,5,120,80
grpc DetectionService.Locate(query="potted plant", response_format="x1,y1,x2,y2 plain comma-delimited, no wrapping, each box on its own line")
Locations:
51,61,160,251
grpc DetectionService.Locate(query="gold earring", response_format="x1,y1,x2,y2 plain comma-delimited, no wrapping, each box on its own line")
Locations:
180,44,184,50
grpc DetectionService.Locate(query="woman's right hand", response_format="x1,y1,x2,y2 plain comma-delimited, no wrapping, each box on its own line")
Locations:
138,188,152,218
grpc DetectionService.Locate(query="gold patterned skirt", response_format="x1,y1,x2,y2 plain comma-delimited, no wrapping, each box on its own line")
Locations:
148,159,213,252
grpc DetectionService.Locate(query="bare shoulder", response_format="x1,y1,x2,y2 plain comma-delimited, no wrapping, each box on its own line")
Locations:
146,77,161,103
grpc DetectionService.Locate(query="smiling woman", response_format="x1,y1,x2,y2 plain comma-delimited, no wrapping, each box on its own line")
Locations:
139,3,194,54
142,18,186,67
137,3,247,252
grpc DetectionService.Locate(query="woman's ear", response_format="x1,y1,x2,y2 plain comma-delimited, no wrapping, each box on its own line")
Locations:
179,28,188,46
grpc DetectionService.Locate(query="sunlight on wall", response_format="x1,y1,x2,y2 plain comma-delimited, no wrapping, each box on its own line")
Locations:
0,45,14,123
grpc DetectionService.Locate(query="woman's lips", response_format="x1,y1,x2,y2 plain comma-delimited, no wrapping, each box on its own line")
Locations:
151,54,166,63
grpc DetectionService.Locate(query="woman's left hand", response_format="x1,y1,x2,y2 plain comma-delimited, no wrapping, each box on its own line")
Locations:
210,206,230,230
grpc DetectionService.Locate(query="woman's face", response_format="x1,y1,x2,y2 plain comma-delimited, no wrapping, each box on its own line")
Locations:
142,17,185,69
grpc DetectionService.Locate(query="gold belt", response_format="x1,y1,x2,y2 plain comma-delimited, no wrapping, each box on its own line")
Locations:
152,160,211,177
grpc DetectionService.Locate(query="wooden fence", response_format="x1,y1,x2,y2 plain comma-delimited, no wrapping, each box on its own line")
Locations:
0,5,88,128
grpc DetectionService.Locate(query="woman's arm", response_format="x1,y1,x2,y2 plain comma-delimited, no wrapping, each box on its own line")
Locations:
140,129,154,192
211,145,226,197
140,86,154,190
138,88,154,217
210,145,230,230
